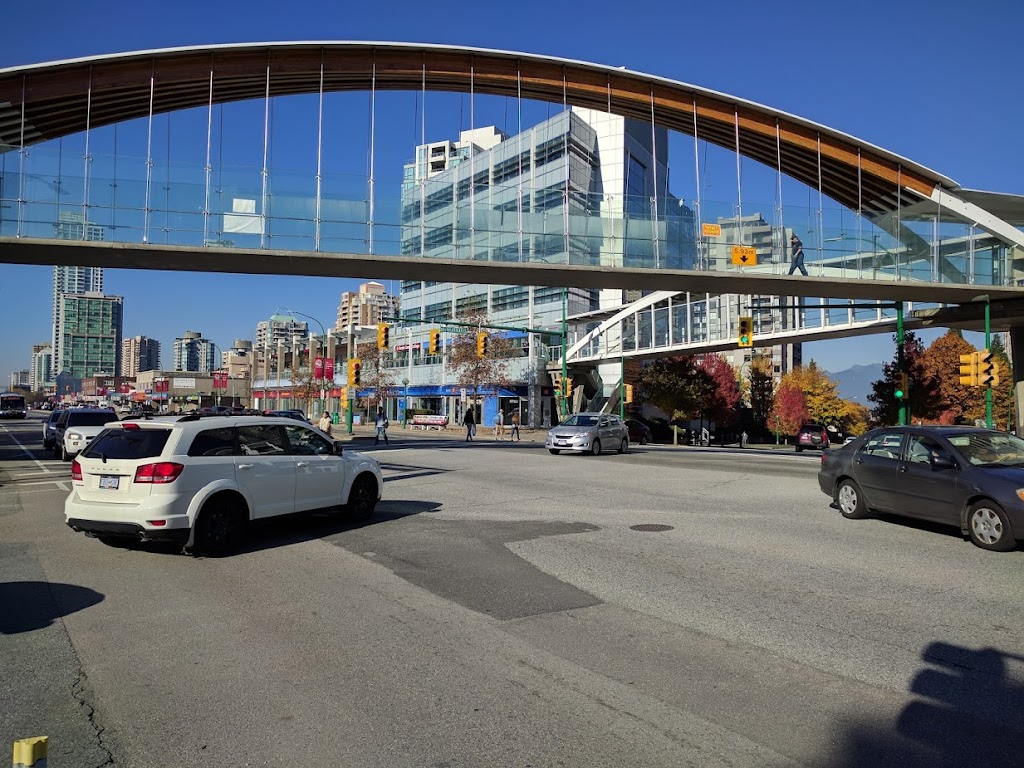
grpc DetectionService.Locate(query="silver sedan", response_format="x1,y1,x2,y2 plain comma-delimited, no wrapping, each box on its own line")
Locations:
546,412,629,455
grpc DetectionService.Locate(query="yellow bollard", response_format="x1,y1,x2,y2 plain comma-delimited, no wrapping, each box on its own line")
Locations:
12,737,47,768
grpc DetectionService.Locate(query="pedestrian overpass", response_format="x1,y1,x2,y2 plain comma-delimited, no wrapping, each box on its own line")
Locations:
4,41,1024,423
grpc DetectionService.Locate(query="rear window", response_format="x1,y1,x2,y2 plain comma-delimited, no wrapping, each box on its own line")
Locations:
83,428,171,460
68,412,118,427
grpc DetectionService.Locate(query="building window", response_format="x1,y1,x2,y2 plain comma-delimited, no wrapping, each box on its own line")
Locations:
625,155,647,218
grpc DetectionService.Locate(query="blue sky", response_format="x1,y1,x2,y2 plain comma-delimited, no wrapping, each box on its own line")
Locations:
2,0,1018,384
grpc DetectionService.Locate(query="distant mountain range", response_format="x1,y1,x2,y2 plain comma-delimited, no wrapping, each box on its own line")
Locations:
825,363,883,405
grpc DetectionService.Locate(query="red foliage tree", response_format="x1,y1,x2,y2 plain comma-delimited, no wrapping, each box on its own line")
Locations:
696,353,741,427
769,382,808,436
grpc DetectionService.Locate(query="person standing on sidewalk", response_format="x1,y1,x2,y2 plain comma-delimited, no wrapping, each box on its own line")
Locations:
509,411,521,441
374,407,389,446
317,411,333,437
463,407,476,442
493,410,505,440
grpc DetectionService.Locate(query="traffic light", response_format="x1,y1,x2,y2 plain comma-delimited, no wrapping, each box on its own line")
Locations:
894,372,909,400
977,350,999,387
738,316,754,348
347,358,362,386
624,384,634,403
562,379,573,399
377,323,390,350
959,352,979,386
428,329,441,355
476,331,489,358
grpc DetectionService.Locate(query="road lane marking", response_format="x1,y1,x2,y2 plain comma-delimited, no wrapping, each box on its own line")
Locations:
0,425,50,471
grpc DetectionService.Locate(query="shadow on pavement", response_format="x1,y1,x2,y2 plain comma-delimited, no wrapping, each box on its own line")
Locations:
227,499,444,556
0,581,105,635
820,641,1024,767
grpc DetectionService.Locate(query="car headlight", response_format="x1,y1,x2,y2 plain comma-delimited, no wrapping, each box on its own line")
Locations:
67,431,83,440
1015,489,1024,502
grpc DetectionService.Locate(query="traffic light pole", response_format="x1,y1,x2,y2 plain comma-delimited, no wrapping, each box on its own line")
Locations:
985,297,993,429
619,353,625,421
897,302,907,426
561,288,568,419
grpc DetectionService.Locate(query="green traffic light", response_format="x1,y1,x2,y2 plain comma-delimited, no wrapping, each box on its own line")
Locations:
894,388,905,399
740,335,749,344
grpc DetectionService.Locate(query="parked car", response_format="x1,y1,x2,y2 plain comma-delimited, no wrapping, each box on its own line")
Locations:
64,414,383,555
53,408,118,461
546,412,629,455
42,409,63,450
818,425,1024,552
625,419,652,445
796,423,830,452
263,409,310,423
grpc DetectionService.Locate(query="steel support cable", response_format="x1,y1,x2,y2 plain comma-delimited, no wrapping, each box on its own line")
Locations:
314,49,324,252
650,87,660,268
692,96,702,270
83,67,93,230
260,55,271,248
203,57,214,246
143,62,154,243
368,54,377,254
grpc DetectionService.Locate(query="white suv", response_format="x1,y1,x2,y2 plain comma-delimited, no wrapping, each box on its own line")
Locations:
65,415,383,556
53,408,119,461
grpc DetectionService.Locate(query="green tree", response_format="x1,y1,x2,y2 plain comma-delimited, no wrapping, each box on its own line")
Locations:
868,331,941,425
638,356,713,421
747,354,775,432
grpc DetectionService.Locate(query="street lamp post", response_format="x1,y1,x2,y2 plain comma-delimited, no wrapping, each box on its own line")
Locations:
285,309,328,419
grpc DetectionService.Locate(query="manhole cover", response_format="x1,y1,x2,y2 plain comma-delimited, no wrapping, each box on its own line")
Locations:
630,524,674,532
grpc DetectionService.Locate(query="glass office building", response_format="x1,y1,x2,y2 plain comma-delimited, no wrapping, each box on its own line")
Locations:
57,292,123,378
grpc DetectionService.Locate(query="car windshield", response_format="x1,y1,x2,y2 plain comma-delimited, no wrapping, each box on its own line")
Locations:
560,415,598,427
946,431,1024,467
68,412,118,427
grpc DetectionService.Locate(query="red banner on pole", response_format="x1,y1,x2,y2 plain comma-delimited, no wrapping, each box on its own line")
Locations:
314,356,324,379
324,358,334,380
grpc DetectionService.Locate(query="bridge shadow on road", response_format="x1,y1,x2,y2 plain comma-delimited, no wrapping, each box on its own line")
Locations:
820,641,1024,767
0,581,104,635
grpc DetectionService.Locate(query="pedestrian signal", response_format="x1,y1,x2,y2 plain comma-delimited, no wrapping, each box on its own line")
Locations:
959,352,979,386
738,316,754,348
476,332,489,358
977,350,999,387
347,358,362,386
894,372,909,400
428,329,441,355
625,384,634,403
376,323,390,350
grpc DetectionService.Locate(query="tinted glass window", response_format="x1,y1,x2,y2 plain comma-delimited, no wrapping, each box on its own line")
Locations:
283,425,332,456
68,412,118,427
947,431,1024,467
238,425,286,455
83,428,171,460
906,435,952,465
187,427,237,457
861,432,904,460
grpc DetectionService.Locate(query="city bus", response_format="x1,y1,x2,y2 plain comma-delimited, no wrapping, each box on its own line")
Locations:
0,392,28,419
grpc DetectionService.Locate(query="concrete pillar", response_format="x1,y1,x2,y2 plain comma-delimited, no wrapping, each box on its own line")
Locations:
1009,326,1024,434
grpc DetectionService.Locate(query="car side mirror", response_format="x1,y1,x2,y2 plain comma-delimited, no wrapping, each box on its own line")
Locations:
333,440,344,456
931,454,957,471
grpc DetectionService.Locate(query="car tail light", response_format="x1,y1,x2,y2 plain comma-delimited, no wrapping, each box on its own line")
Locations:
134,462,184,484
71,460,82,481
122,422,140,431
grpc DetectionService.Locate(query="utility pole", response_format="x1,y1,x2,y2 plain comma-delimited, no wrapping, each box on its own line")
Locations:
897,302,907,426
985,297,993,429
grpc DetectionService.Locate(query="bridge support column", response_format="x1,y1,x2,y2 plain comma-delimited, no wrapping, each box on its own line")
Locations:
1009,326,1024,434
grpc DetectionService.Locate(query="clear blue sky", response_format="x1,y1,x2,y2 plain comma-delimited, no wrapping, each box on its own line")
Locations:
2,0,1019,383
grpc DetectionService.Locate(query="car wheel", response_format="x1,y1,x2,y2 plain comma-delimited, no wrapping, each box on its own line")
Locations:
345,474,378,523
548,449,560,455
640,435,648,445
967,500,1015,552
60,444,69,462
618,438,628,454
194,498,245,557
836,479,868,520
795,445,803,453
591,439,602,456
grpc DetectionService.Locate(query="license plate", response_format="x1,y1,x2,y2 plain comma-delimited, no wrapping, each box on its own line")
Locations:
99,476,119,490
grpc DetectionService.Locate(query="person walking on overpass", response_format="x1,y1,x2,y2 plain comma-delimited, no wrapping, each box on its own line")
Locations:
789,234,809,276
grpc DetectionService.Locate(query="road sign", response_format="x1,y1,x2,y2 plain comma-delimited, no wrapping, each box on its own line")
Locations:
731,246,757,266
702,223,722,237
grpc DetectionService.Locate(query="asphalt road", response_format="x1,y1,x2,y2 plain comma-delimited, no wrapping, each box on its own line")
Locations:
1,415,1022,767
